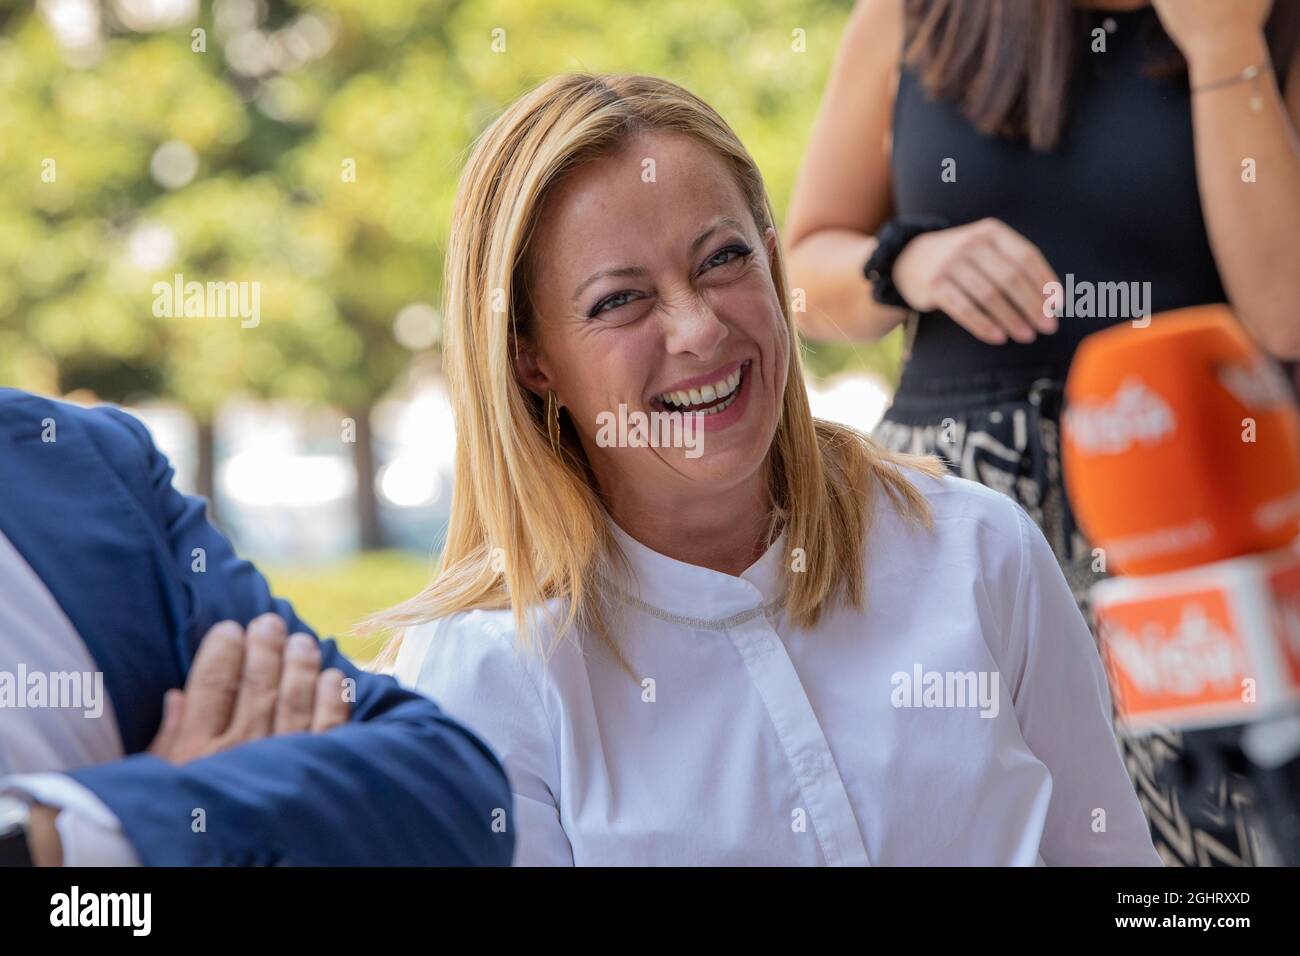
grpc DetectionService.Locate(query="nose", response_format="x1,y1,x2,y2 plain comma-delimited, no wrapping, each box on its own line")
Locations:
660,292,728,361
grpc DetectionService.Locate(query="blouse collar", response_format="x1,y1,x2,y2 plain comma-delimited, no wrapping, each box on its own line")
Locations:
606,516,788,624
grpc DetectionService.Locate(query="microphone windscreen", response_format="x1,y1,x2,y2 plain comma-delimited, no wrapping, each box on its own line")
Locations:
1093,545,1300,730
1063,305,1300,576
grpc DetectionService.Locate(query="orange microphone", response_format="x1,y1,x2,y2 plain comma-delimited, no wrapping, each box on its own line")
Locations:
1063,305,1300,577
1062,305,1300,732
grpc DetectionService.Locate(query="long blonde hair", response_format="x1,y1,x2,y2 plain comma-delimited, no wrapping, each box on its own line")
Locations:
370,73,941,662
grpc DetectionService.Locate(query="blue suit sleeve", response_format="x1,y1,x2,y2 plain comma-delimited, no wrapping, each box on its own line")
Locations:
67,407,515,866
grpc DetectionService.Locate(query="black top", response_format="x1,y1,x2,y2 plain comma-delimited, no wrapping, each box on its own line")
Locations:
889,6,1229,399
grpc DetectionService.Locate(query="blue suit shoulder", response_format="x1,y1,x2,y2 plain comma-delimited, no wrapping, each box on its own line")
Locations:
0,387,159,507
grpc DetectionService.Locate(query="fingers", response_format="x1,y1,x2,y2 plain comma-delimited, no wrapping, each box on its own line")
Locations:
148,688,187,758
311,668,350,733
966,244,1048,339
988,225,1061,332
184,620,246,738
273,633,322,735
225,613,288,742
931,278,1007,345
161,617,341,763
926,219,1061,344
949,259,1036,344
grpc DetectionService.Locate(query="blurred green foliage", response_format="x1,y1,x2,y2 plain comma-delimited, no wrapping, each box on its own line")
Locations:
1,0,900,412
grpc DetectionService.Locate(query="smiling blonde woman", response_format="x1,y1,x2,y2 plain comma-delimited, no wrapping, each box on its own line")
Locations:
376,73,1160,866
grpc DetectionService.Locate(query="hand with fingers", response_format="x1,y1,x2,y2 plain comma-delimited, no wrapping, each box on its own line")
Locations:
148,613,350,764
894,217,1061,346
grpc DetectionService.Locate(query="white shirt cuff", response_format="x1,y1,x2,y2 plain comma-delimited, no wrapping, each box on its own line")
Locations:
2,772,142,866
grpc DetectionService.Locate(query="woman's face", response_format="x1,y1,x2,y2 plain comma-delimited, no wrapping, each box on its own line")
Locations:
518,129,789,501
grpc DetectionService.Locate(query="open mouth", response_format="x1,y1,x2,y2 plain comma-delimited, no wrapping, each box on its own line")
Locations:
651,360,751,416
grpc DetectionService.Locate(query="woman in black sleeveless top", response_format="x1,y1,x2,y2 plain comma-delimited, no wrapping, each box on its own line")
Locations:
786,0,1300,866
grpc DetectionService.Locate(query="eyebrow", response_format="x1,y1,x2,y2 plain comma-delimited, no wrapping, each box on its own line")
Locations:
569,216,747,307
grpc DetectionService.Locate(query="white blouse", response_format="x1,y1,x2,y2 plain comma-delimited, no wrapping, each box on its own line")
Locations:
396,469,1161,866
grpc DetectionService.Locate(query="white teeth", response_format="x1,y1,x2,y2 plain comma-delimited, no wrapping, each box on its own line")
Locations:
702,391,739,416
658,364,744,408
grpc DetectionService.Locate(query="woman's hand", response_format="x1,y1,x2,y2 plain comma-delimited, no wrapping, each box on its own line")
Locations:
1151,0,1272,68
893,217,1060,345
148,613,350,764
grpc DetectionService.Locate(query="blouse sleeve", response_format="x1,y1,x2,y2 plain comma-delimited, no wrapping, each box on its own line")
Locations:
397,612,574,866
1000,502,1162,866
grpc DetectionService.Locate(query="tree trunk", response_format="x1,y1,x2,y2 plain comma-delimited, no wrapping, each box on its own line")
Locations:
349,405,382,550
195,416,218,526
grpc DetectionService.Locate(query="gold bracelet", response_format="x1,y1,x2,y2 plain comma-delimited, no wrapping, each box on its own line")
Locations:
1192,61,1268,112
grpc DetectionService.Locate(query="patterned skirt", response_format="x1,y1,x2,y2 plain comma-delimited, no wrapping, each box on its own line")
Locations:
873,369,1273,866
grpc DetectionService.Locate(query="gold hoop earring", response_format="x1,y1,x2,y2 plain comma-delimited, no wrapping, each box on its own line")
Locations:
546,390,562,456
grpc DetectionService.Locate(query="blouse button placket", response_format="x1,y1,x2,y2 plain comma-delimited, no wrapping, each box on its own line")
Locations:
725,614,871,867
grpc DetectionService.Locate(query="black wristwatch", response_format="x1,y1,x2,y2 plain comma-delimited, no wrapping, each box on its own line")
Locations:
0,796,35,867
863,216,950,309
